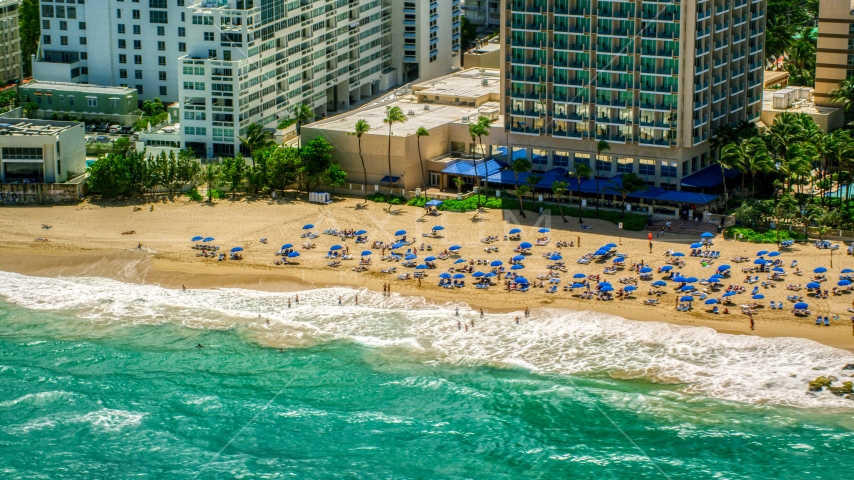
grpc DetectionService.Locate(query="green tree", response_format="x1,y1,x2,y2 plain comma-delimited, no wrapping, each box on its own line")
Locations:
298,136,335,192
18,0,40,76
785,27,817,86
221,153,248,197
460,16,477,48
593,140,610,213
467,116,491,208
111,137,132,156
511,157,532,218
764,20,796,66
525,172,542,203
415,126,430,188
0,90,19,111
174,149,200,195
453,176,464,195
383,106,407,210
552,180,569,223
347,119,371,202
141,98,166,117
570,162,592,223
238,123,274,167
23,102,37,119
732,137,773,197
197,163,221,202
829,77,854,123
323,163,347,196
265,146,300,194
278,103,315,135
611,172,645,213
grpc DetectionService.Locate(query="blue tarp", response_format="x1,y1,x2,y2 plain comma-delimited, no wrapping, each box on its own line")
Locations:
425,200,443,207
680,165,740,189
379,175,401,183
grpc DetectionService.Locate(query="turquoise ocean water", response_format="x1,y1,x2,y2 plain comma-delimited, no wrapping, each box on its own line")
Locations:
2,270,854,479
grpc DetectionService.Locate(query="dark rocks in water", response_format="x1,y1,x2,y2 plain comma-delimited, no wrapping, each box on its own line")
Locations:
809,377,832,392
809,377,854,396
829,382,854,397
843,364,854,371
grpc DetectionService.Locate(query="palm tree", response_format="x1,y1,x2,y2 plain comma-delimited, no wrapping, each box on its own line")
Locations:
552,180,569,223
738,137,773,197
829,77,854,118
383,106,407,210
719,142,748,210
764,20,796,67
415,126,430,188
238,123,274,168
570,163,592,223
278,103,316,136
197,162,220,202
511,158,532,218
611,172,645,213
474,116,492,201
525,173,542,203
467,117,490,208
785,27,817,87
347,119,371,203
594,139,610,213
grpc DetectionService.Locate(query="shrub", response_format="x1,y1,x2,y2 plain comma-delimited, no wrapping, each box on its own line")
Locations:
726,226,806,243
186,187,203,202
210,189,227,200
366,192,404,203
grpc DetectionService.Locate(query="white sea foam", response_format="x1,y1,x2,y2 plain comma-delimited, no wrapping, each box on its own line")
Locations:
0,391,78,408
72,408,145,432
1,270,853,409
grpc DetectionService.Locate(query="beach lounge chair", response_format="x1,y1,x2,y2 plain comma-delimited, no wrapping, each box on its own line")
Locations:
546,286,557,293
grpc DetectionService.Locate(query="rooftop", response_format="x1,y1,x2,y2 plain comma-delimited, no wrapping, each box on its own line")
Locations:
411,68,501,100
762,88,840,116
0,119,82,136
21,81,137,97
465,42,501,55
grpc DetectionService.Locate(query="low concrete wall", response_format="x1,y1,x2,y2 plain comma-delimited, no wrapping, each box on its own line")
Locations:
0,183,83,205
0,107,23,119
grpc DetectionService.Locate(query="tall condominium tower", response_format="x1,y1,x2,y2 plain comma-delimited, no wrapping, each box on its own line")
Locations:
462,0,501,26
815,0,854,125
0,0,21,84
501,0,766,189
34,0,460,157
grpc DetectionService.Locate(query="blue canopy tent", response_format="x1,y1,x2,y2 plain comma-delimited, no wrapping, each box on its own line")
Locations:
425,200,443,208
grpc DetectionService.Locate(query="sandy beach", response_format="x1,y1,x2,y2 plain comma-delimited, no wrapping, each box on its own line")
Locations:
0,194,852,350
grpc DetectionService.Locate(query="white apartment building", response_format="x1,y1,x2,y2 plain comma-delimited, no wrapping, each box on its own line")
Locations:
391,0,462,84
34,0,460,158
501,0,767,190
0,0,21,84
462,0,500,27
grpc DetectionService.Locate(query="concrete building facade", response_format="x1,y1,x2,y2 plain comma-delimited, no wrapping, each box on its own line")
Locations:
19,81,139,122
0,0,22,84
815,0,854,125
0,119,86,183
500,0,767,190
33,0,461,158
462,0,500,27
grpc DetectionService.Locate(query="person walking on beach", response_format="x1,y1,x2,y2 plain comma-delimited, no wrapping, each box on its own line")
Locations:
525,307,530,318
418,277,422,287
295,295,299,304
383,284,387,295
749,314,755,331
287,299,291,308
458,321,461,330
479,309,483,318
516,316,520,324
338,296,342,306
387,284,391,296
465,324,468,332
470,319,474,328
577,236,580,248
355,295,358,305
455,307,459,317
182,285,186,292
649,241,653,253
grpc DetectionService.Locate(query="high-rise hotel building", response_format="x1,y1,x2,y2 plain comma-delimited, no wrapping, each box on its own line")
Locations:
0,0,22,84
34,0,460,157
501,0,766,189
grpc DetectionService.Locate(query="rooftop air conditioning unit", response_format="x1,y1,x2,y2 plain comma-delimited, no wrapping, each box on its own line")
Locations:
408,110,415,116
462,116,469,123
481,78,489,86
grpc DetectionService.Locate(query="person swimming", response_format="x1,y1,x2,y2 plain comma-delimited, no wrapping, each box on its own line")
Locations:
196,344,204,348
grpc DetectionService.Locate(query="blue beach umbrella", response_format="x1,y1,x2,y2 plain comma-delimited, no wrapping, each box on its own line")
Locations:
330,245,343,251
361,250,372,256
191,236,204,242
573,273,587,278
490,260,503,267
512,255,525,262
605,243,617,248
520,242,533,249
806,282,821,289
624,285,637,291
550,254,563,261
439,273,451,279
754,258,766,265
594,249,610,256
281,243,293,249
509,228,522,234
680,296,694,302
355,230,367,235
680,285,695,292
660,265,673,272
652,280,667,287
600,285,614,292
690,243,703,249
814,267,828,273
640,267,653,273
538,228,551,233
599,282,613,288
485,272,497,278
705,299,719,305
449,245,462,251
515,277,529,284
454,259,466,264
767,251,781,257
391,242,405,249
613,257,625,263
453,273,465,279
231,247,243,252
472,272,485,278
405,254,417,260
772,267,785,273
671,252,685,257
287,251,300,258
717,265,731,271
752,294,765,299
432,226,445,231
685,277,698,283
571,283,586,289
708,275,723,282
416,264,429,269
673,275,689,282
701,232,714,238
839,280,852,287
203,237,215,242
794,302,809,309
395,230,407,236
723,291,736,297
757,250,769,256
842,269,854,274
303,224,314,230
511,264,525,270
424,256,437,261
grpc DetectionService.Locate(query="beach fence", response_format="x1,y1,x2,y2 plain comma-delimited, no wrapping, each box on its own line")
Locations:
309,192,332,204
0,182,83,204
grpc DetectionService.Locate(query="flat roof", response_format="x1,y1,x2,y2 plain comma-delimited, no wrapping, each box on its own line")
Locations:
0,119,82,136
21,81,136,97
310,97,500,136
412,68,501,99
762,89,840,116
763,70,789,88
466,42,501,54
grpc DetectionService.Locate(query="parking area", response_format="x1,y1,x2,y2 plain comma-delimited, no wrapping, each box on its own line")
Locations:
84,123,138,144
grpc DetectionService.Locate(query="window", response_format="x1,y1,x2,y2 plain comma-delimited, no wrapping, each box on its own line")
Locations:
81,52,88,60
132,9,140,19
1,148,44,159
116,9,121,18
222,51,231,61
183,81,205,90
67,6,76,18
150,11,168,23
617,157,634,174
119,54,127,63
208,49,216,58
134,70,142,79
574,153,590,167
118,24,125,33
596,155,611,175
660,160,677,178
159,71,166,80
149,0,167,7
157,26,165,35
178,27,185,36
79,21,86,29
43,35,52,44
119,69,127,78
42,20,50,29
532,148,548,168
638,159,655,176
79,37,86,45
184,126,206,135
158,41,165,50
193,15,214,25
184,111,206,120
204,32,214,41
42,5,54,17
109,98,119,109
134,55,142,64
158,56,166,66
133,25,140,34
181,12,185,21
553,151,569,168
59,20,67,30
159,86,168,96
56,6,65,18
136,85,143,94
87,96,97,107
68,96,75,106
178,42,186,52
133,40,141,49
81,67,88,74
118,39,126,49
183,66,204,75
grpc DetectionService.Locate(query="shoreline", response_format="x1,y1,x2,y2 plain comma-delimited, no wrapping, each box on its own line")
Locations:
1,244,852,352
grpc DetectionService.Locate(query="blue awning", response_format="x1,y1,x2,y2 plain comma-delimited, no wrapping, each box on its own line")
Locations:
441,159,507,179
652,190,719,204
441,160,473,175
681,165,740,189
379,175,400,183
